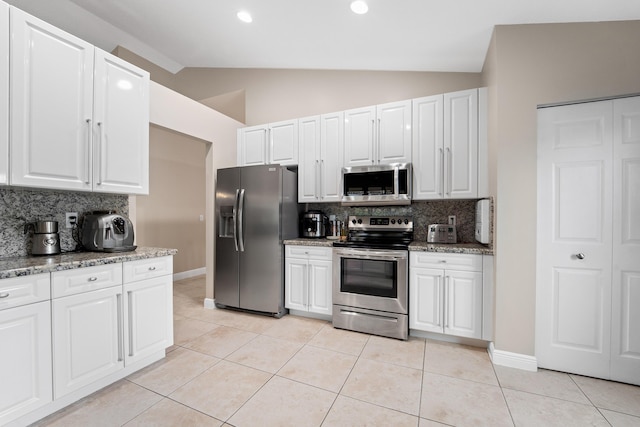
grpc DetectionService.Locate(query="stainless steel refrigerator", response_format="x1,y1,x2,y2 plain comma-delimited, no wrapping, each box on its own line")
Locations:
214,165,298,317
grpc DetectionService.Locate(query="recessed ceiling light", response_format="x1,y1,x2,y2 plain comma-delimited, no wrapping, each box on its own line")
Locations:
350,0,368,14
237,10,252,23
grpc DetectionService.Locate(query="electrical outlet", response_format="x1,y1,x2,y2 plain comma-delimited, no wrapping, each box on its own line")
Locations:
65,212,78,228
448,215,456,226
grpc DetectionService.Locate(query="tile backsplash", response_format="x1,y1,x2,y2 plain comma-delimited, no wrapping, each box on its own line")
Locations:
0,187,128,258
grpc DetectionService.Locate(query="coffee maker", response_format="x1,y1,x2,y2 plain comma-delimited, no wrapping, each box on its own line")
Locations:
24,220,61,256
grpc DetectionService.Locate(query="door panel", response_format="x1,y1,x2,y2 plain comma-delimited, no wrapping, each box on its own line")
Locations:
611,97,640,385
320,112,344,201
537,100,613,378
409,268,442,333
412,95,444,200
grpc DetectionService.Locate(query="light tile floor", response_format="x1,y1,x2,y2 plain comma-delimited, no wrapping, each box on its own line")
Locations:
35,276,640,426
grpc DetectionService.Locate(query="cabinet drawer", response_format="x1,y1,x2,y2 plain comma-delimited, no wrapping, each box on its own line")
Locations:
123,256,173,283
52,264,123,298
286,245,332,261
410,251,482,272
0,274,51,310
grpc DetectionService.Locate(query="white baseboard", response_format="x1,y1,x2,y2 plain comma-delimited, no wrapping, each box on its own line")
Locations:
204,298,215,309
173,267,206,281
488,342,538,372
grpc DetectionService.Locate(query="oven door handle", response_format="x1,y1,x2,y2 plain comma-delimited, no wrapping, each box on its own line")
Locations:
336,249,406,261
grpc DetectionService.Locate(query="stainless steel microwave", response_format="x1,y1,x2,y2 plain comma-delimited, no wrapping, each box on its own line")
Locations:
341,163,412,206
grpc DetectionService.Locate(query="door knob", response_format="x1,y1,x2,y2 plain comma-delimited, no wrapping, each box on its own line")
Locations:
576,253,585,260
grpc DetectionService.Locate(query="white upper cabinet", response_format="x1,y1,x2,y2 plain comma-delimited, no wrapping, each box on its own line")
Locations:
0,1,8,186
298,112,343,203
413,88,487,200
238,119,298,166
344,100,411,166
412,95,444,199
93,50,149,194
9,7,149,194
10,7,94,192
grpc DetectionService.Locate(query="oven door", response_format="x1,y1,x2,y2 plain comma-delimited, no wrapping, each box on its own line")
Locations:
332,247,408,314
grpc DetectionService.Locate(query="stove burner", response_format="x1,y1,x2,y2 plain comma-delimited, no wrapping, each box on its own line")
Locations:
334,215,413,250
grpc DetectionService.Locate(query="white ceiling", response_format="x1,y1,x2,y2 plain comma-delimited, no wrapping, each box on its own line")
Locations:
6,0,640,74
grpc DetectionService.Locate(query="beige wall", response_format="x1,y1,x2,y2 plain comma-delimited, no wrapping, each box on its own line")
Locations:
482,20,640,356
173,68,482,125
136,126,207,273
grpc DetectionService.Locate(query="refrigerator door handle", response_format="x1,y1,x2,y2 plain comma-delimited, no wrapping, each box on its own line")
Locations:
238,188,246,252
233,189,240,252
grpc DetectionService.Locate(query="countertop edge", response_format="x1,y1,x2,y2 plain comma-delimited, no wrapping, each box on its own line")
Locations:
284,238,493,255
0,247,178,280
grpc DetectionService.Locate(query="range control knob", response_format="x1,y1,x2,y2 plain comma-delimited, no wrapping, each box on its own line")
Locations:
351,219,357,225
390,219,396,224
404,219,409,224
357,219,363,224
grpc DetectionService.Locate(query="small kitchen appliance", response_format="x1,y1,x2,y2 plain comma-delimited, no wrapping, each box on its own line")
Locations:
81,211,136,252
301,211,329,238
475,199,491,244
24,220,61,255
332,215,413,340
427,224,457,244
341,163,412,206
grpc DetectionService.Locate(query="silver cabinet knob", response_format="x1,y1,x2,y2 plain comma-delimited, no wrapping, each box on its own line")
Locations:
576,253,585,260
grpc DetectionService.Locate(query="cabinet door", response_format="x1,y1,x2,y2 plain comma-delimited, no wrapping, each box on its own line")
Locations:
320,112,344,201
412,95,444,200
269,119,298,165
124,275,173,365
0,301,52,425
52,286,123,398
93,49,149,195
344,106,376,166
285,258,307,311
444,270,483,339
377,100,412,164
444,89,478,199
238,125,267,166
298,116,321,202
10,8,94,191
0,1,7,186
308,259,332,316
409,267,443,333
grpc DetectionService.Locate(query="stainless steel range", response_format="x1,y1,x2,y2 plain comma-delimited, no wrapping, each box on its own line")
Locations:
332,215,413,340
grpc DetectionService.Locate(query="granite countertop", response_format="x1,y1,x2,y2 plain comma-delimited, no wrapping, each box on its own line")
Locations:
0,247,178,280
285,238,493,255
409,241,493,255
284,238,336,247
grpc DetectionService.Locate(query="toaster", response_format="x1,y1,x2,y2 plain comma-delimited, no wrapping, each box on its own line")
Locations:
427,224,457,244
81,212,136,252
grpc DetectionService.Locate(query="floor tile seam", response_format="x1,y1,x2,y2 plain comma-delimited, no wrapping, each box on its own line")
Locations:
498,385,603,408
304,340,366,357
114,383,165,426
223,371,278,424
488,356,517,427
272,371,344,395
422,368,501,388
567,374,601,408
595,407,640,421
337,390,422,418
161,395,227,424
359,353,425,372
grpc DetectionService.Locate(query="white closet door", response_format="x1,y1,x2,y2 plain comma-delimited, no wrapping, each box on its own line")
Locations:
536,101,613,379
611,97,640,385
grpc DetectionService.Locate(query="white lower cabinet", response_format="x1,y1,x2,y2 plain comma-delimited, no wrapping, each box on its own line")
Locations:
409,252,484,339
285,245,332,316
51,257,173,399
0,298,52,425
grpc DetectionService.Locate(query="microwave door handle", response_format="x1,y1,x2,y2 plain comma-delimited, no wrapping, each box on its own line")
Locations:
394,165,399,196
238,189,246,252
232,189,240,252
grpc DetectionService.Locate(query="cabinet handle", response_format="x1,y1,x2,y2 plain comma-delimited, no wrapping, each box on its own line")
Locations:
265,128,270,164
85,119,92,184
96,122,103,185
117,293,123,362
148,266,156,271
371,119,376,164
88,276,98,282
446,147,452,196
128,291,134,357
0,292,9,299
377,118,381,164
444,276,450,329
320,159,324,198
306,264,311,308
439,148,444,196
575,253,586,260
436,277,441,327
315,160,320,199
